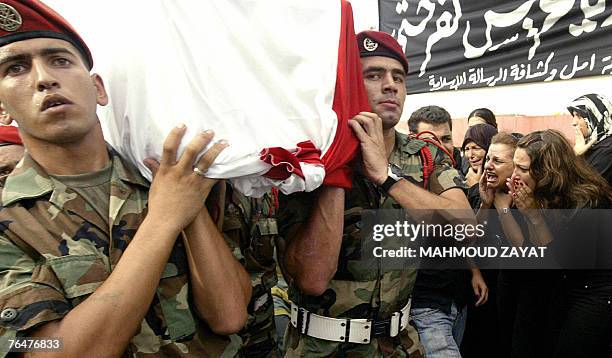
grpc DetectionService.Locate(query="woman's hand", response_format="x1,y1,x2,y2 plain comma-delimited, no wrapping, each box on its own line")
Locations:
573,127,596,156
466,165,482,187
478,172,494,208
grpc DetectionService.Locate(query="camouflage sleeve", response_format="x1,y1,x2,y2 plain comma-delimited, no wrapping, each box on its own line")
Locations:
277,189,317,239
0,236,69,337
427,143,468,195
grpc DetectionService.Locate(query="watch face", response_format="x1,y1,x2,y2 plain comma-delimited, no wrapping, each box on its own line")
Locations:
388,164,404,181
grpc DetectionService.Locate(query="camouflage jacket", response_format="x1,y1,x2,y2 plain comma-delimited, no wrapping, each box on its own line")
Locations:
215,184,279,357
0,148,237,357
278,131,466,357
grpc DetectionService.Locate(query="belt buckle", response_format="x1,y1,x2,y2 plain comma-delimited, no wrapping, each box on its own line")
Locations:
390,311,401,337
296,307,310,334
370,311,402,339
370,318,391,338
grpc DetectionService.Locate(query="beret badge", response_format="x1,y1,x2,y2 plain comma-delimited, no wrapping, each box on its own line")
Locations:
363,37,378,52
0,3,22,32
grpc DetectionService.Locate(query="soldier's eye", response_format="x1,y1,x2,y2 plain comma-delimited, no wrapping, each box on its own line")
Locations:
5,64,27,75
52,57,72,66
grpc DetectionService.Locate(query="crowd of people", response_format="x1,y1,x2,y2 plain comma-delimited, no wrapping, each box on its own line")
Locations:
0,1,610,357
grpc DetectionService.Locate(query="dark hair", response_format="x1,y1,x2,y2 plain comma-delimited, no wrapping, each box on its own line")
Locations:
408,105,452,133
461,123,498,151
467,108,497,128
517,130,612,208
510,132,524,141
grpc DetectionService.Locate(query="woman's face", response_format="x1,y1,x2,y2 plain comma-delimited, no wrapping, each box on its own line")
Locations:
484,143,514,190
571,112,590,138
511,148,536,191
464,141,486,172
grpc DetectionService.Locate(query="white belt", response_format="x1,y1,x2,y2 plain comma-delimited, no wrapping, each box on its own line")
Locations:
290,299,411,344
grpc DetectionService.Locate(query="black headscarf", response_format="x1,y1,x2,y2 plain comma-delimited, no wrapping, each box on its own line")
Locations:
461,123,498,151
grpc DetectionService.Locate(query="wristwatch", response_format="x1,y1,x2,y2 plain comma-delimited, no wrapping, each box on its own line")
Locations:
379,163,404,193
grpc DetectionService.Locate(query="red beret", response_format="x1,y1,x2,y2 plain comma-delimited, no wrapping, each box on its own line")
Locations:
0,125,21,145
356,30,408,73
0,0,92,69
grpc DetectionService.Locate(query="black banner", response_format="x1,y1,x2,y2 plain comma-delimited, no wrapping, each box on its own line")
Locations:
379,0,612,94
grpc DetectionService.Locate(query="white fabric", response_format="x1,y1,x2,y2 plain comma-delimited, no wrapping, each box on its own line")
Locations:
45,0,342,196
231,162,325,198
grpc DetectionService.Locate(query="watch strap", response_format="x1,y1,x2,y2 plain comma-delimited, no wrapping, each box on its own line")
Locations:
379,164,403,193
380,175,399,193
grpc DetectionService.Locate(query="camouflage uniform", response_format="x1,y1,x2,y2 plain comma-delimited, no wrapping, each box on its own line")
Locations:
0,148,238,357
278,131,466,357
220,184,279,357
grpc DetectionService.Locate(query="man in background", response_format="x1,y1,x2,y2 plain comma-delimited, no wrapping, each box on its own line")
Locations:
408,105,461,170
0,125,23,186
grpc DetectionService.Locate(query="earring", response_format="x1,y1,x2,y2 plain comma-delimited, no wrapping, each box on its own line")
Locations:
0,110,10,124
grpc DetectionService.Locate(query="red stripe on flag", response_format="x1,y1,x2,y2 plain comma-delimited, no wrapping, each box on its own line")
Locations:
321,0,370,189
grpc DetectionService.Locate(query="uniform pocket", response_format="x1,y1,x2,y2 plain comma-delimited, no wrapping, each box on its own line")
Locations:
46,254,108,299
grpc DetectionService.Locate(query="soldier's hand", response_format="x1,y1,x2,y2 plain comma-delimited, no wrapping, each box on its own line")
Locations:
144,124,228,232
349,112,388,185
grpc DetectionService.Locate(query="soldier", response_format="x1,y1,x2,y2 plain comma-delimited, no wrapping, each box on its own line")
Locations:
213,183,280,357
277,31,471,356
0,1,252,356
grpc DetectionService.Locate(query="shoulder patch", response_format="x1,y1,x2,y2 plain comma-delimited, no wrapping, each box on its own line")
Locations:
402,138,428,155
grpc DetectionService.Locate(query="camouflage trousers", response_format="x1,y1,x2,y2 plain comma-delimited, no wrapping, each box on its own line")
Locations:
239,288,278,358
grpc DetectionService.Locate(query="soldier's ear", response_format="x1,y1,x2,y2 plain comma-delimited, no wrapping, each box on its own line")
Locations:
91,74,109,106
0,103,12,125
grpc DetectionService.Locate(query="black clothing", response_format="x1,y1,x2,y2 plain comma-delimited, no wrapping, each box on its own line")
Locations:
412,269,472,314
585,135,612,186
553,274,612,358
